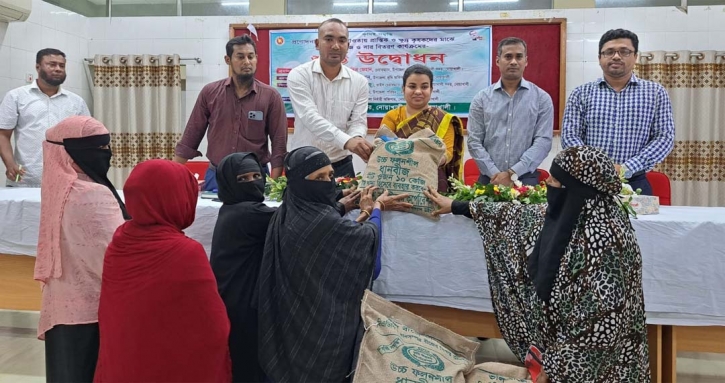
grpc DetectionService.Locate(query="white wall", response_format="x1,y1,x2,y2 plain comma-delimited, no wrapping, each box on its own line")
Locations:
2,4,725,180
84,5,725,174
0,0,90,182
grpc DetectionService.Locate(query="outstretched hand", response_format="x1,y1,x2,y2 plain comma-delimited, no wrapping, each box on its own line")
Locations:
423,186,454,217
375,189,413,212
338,188,362,214
358,186,377,214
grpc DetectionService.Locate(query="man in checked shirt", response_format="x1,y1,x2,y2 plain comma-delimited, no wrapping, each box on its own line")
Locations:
562,29,675,195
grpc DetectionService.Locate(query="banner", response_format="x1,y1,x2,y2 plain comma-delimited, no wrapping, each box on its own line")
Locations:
270,26,492,117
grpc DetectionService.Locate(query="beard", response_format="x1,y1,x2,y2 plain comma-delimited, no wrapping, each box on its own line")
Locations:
234,70,255,85
39,69,66,87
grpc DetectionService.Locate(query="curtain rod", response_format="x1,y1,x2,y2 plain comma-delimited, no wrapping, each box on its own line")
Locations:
640,52,725,60
84,57,202,64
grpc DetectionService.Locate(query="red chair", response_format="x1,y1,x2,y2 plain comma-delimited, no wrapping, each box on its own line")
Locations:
185,161,210,181
646,171,671,205
537,168,549,184
464,159,480,186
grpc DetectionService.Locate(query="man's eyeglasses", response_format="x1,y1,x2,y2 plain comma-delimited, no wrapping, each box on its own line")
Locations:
600,49,635,58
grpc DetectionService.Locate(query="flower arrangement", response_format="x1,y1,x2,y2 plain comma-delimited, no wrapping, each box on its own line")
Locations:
617,167,643,217
446,176,548,204
265,175,287,202
335,174,363,189
444,168,645,217
264,174,363,202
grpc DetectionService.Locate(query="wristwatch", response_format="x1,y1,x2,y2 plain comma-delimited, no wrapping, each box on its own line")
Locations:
622,164,633,179
508,169,518,182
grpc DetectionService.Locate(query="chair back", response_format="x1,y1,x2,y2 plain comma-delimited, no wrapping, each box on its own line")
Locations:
464,159,480,186
536,168,550,184
185,161,210,181
646,171,671,205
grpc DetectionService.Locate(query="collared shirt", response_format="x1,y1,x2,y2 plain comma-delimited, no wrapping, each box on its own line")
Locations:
0,81,90,187
467,78,554,178
288,59,369,163
561,74,675,177
176,78,287,168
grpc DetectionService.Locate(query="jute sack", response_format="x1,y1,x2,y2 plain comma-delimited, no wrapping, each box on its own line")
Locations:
353,290,478,383
352,291,534,383
359,127,445,219
466,362,532,383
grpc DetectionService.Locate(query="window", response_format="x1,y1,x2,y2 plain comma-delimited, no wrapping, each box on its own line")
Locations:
373,0,458,13
287,0,368,15
596,0,724,7
463,0,553,12
43,0,108,17
45,0,252,17
111,0,178,17
181,0,250,16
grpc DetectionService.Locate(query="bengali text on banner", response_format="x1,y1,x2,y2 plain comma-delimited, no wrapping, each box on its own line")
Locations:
270,26,492,117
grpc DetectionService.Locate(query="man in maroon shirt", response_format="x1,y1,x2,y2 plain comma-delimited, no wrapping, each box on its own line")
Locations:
174,35,287,191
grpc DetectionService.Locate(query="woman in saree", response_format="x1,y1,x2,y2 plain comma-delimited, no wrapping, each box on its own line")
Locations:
424,146,650,383
380,64,464,192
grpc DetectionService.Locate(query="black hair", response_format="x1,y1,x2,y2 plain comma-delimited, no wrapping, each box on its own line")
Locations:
319,18,346,32
226,35,257,57
497,37,527,56
598,29,639,55
402,64,434,88
36,48,65,64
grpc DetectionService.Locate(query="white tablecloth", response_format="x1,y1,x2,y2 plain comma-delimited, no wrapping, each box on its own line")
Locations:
2,187,724,326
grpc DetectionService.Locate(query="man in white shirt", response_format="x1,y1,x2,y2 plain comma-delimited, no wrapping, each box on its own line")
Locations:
287,18,373,178
0,48,90,187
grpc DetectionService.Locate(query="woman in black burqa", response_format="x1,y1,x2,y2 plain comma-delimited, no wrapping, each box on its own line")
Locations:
256,146,411,383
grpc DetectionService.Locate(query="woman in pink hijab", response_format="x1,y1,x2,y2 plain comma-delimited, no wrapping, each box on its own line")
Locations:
36,115,128,383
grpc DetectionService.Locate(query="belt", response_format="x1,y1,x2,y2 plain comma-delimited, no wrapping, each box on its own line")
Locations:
628,170,646,179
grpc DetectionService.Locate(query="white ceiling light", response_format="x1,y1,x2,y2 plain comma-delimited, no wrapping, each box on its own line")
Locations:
221,1,249,6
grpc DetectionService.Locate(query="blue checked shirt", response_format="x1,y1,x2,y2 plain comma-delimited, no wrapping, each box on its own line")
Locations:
467,78,554,178
561,74,675,177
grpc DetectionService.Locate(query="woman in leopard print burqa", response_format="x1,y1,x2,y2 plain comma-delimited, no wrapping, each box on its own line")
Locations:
425,146,650,383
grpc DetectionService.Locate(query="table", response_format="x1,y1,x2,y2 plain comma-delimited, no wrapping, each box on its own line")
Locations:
2,187,724,325
2,188,723,382
0,188,225,257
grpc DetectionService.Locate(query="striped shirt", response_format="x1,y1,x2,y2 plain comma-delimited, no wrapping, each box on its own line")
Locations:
0,81,90,187
561,74,675,177
467,78,554,178
287,59,369,163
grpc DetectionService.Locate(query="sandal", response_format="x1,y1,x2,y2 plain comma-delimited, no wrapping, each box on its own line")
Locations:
524,345,543,382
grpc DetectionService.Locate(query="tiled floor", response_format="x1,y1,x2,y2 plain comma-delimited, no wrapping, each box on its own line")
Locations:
1,309,724,383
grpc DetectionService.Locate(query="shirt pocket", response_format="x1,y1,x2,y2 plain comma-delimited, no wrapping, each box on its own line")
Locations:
245,118,267,143
326,100,355,130
61,104,76,116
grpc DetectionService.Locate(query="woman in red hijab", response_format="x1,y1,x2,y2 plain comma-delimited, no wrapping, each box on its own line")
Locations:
94,159,231,383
